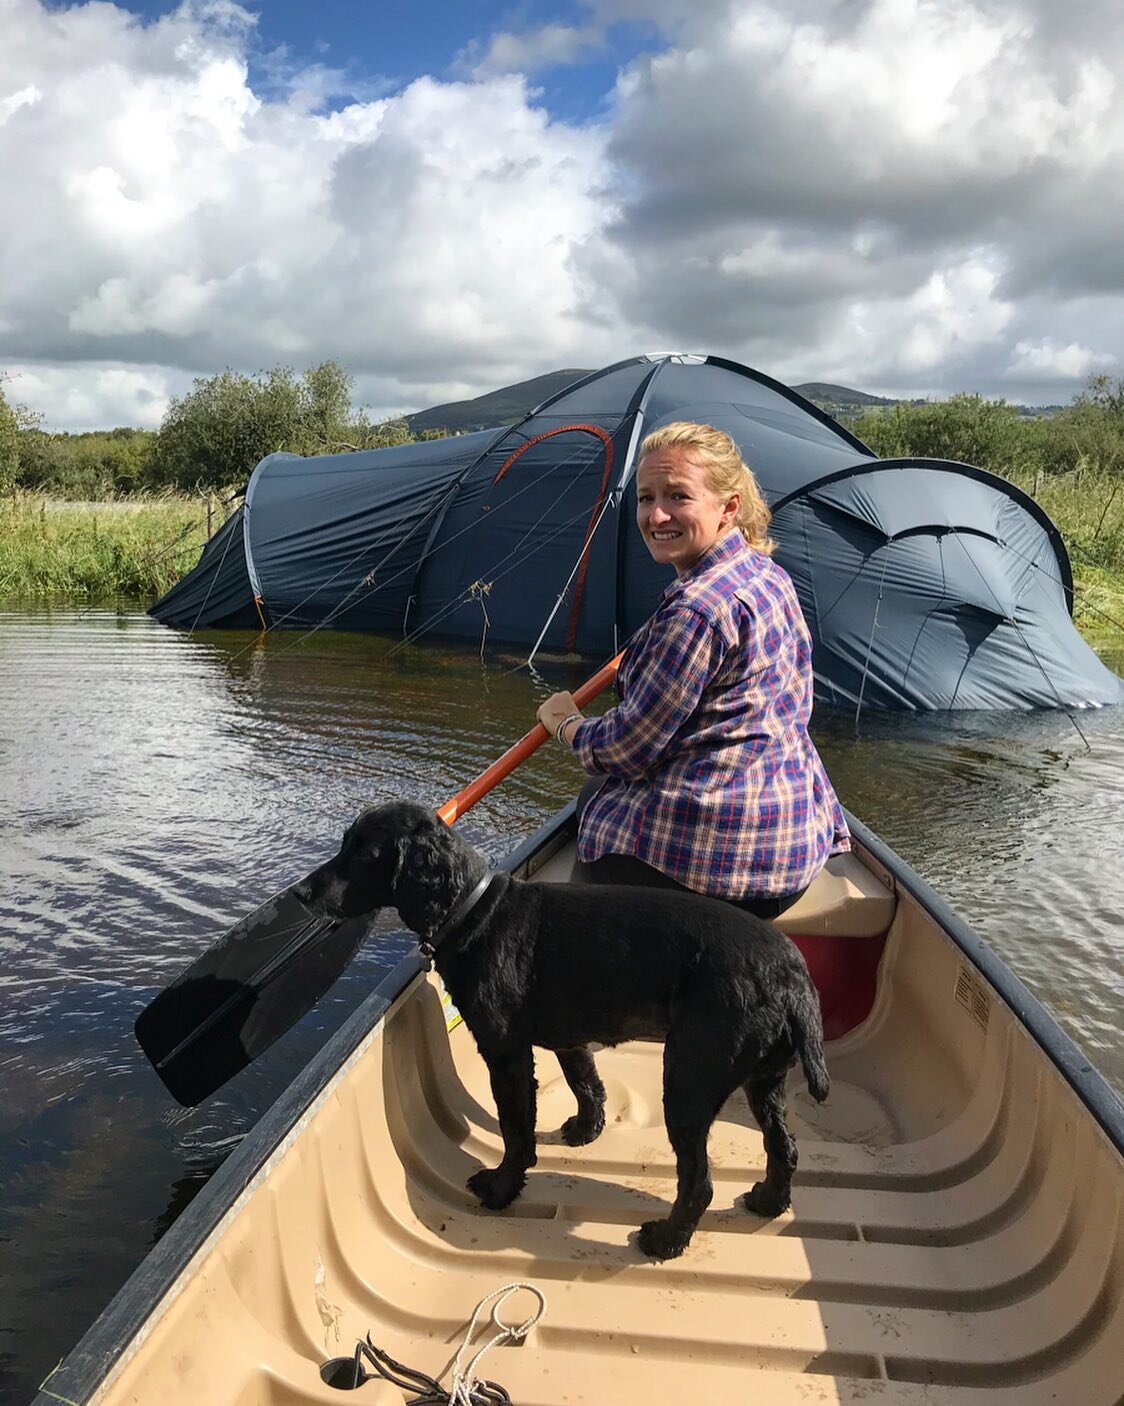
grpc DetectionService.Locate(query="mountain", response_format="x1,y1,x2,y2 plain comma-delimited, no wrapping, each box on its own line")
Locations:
794,382,897,409
405,369,895,435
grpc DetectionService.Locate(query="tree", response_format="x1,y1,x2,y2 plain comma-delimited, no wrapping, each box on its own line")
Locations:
0,375,41,495
298,360,355,451
153,361,408,489
1036,375,1124,480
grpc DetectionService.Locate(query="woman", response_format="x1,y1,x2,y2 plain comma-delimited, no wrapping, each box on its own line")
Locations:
536,420,849,919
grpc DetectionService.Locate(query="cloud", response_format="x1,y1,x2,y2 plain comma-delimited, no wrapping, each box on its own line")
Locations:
0,0,1121,430
0,0,618,428
570,0,1124,400
4,363,174,430
460,23,606,79
1006,339,1117,384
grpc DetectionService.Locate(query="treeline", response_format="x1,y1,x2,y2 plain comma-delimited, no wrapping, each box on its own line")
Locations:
850,381,1124,602
0,361,446,498
4,362,1124,503
847,378,1124,483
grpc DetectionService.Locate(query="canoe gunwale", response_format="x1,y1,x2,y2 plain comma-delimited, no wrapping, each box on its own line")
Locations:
29,798,1123,1405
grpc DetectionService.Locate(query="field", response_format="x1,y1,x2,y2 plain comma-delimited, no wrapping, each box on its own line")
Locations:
0,493,229,601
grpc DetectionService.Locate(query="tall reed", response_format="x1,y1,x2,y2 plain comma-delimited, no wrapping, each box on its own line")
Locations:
0,493,229,601
1004,466,1124,635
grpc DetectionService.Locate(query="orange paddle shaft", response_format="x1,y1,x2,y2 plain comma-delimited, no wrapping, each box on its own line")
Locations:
436,653,623,826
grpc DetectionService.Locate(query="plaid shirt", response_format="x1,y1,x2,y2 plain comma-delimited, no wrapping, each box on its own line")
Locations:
572,533,850,898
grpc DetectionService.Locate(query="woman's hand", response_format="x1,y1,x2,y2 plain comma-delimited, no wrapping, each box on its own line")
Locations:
537,690,583,745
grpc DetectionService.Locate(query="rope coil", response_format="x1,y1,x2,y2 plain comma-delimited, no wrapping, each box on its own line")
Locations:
449,1282,547,1405
327,1282,546,1404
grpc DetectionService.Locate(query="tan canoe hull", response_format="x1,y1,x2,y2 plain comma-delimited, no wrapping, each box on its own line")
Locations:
37,811,1124,1406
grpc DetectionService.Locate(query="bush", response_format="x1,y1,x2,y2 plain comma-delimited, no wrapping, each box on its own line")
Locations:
850,395,1040,476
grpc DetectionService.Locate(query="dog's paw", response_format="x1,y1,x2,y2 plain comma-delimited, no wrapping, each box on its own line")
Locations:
636,1217,691,1260
466,1167,524,1211
561,1111,605,1147
740,1182,790,1218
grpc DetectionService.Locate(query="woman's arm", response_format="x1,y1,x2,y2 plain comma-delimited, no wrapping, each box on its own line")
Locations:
572,606,724,779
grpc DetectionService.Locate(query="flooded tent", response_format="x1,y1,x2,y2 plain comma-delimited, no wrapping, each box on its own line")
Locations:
150,354,1122,710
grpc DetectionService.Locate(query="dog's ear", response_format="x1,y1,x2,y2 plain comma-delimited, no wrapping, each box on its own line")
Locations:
389,810,466,940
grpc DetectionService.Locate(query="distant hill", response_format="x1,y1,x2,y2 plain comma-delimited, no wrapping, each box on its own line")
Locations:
794,382,897,409
405,370,895,435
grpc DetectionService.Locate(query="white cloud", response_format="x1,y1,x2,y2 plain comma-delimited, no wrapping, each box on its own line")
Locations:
0,83,42,124
5,363,174,429
461,23,606,79
1007,339,1117,383
0,0,1122,430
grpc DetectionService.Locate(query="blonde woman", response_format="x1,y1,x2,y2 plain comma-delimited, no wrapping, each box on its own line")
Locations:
537,421,849,918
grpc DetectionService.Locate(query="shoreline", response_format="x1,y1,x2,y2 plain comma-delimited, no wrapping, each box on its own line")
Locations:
2,490,1123,654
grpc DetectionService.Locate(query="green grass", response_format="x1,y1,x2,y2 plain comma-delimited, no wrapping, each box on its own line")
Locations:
1005,467,1124,634
0,493,230,602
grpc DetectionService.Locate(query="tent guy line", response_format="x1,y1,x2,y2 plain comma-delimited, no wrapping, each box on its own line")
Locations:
151,355,1123,713
214,431,613,668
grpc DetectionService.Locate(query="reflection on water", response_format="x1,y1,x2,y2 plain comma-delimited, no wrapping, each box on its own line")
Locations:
1,606,1122,1400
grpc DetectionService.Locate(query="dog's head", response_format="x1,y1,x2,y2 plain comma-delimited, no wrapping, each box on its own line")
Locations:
294,800,481,940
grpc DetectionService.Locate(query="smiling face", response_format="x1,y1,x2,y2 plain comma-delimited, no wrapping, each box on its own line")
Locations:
635,446,741,576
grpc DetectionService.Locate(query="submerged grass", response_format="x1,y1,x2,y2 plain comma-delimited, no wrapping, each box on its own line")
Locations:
0,493,230,602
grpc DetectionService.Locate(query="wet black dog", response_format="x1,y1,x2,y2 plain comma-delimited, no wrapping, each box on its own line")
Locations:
296,800,829,1260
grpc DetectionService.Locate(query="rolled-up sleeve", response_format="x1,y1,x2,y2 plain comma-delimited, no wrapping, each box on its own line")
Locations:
572,607,724,779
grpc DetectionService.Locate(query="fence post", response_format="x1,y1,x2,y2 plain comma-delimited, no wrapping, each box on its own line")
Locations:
206,493,214,539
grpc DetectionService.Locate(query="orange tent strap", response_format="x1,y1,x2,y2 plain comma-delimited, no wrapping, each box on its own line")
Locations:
490,423,616,652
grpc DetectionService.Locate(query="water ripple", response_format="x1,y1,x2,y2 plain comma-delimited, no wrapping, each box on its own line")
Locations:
1,605,1122,1404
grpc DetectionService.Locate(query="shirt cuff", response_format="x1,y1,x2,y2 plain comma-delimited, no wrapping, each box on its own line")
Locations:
571,718,603,772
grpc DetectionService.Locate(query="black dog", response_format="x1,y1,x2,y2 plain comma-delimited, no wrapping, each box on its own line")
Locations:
296,801,829,1260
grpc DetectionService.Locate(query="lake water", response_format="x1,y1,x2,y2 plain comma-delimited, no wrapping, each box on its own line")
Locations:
1,606,1122,1402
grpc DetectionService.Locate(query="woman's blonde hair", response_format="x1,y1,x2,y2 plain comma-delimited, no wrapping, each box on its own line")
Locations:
637,421,775,554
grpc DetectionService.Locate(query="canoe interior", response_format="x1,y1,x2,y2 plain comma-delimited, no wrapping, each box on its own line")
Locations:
58,817,1124,1406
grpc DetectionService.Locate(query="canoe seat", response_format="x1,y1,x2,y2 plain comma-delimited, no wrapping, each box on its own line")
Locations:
774,852,895,938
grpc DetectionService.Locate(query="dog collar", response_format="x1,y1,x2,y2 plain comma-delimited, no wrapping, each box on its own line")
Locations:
418,870,497,964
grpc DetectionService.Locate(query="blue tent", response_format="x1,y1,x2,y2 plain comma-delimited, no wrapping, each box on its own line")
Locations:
150,354,1122,710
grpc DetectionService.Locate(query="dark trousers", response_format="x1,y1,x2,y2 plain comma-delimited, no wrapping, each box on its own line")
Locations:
575,778,807,921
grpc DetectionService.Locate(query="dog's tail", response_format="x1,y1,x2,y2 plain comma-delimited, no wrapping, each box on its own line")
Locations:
789,986,830,1103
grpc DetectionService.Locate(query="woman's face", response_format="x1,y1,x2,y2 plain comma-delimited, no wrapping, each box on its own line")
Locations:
635,446,740,576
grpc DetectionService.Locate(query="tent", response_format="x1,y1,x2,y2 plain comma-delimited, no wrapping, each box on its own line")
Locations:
150,354,1122,710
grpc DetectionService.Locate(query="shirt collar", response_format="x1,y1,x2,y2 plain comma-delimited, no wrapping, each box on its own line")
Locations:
660,530,745,601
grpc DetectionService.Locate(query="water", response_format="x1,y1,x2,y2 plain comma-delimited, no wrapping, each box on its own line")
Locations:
1,606,1122,1402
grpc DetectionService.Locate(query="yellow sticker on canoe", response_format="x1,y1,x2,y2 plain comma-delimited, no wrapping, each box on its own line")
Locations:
438,976,462,1032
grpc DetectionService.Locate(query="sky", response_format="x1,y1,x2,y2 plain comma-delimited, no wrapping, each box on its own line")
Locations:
1,0,1122,432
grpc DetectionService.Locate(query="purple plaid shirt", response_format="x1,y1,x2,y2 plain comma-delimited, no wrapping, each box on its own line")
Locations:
572,532,850,898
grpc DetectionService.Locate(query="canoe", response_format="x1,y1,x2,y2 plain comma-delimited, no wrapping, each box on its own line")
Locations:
34,804,1124,1406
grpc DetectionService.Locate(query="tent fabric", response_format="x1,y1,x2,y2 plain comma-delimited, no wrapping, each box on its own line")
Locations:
150,354,1122,710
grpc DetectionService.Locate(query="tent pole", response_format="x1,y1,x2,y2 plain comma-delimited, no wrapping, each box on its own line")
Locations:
610,362,665,650
526,496,614,667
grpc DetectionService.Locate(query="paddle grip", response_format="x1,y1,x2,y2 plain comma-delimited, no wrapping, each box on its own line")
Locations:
436,653,623,826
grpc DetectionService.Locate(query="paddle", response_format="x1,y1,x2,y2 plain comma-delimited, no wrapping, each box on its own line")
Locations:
135,653,623,1106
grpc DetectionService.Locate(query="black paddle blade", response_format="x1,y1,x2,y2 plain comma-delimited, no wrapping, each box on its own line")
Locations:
135,884,376,1107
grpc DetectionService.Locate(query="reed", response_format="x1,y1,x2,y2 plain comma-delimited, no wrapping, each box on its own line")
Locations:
0,493,227,601
1004,466,1124,633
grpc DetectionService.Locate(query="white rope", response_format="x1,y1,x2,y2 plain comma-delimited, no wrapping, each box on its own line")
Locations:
448,1283,547,1406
